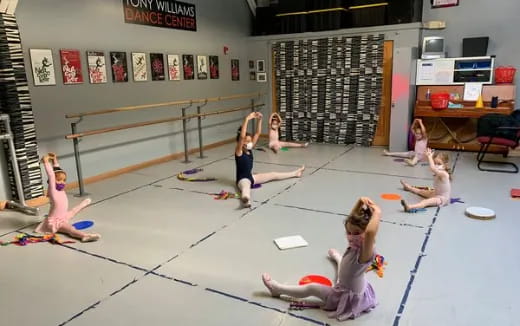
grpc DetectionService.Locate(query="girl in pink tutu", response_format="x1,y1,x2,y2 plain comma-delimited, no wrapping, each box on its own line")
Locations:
384,118,428,166
268,112,308,153
400,148,452,212
262,197,380,321
35,153,100,242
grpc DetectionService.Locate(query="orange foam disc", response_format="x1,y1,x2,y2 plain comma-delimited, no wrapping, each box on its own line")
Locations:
381,193,402,201
299,275,332,287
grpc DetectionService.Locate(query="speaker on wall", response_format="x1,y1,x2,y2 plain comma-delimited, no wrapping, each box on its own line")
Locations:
387,0,422,25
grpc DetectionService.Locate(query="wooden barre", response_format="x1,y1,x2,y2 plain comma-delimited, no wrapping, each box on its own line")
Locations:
65,103,265,139
65,92,265,119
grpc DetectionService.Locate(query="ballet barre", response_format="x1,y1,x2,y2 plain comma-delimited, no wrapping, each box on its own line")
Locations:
65,92,264,197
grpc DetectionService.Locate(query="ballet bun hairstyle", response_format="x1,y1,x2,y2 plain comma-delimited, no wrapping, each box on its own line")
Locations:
236,127,252,142
345,205,372,231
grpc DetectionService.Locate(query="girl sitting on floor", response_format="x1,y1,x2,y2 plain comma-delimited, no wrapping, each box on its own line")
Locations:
384,118,428,166
35,153,100,242
235,112,304,208
400,148,452,212
262,197,380,321
268,112,308,153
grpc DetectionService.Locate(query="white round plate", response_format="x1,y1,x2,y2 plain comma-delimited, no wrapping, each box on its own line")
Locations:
465,206,496,220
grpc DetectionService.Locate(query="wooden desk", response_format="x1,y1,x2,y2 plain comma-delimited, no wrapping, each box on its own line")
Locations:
414,85,516,152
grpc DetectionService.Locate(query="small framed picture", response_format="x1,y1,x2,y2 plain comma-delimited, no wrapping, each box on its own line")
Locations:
256,60,265,73
249,60,254,69
249,71,256,80
431,0,459,8
257,72,267,82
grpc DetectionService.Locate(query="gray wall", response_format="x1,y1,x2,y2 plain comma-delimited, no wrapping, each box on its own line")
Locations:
248,23,422,151
8,0,266,189
422,0,520,103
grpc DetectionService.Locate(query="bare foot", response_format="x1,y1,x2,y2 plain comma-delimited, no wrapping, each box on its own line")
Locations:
383,149,390,156
400,199,410,212
296,166,305,178
81,233,101,242
404,159,416,166
328,248,342,264
303,142,309,148
262,273,280,297
241,196,251,208
400,180,412,191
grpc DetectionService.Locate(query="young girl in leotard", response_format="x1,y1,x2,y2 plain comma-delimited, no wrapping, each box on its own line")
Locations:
262,197,381,321
235,112,304,208
400,148,452,212
35,153,100,242
268,112,308,153
384,118,428,166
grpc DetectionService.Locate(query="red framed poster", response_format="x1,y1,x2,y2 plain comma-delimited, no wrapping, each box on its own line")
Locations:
60,49,83,85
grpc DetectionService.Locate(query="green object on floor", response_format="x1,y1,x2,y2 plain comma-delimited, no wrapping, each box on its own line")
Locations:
281,147,289,151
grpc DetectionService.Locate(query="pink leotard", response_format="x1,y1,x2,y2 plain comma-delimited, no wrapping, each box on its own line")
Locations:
35,161,69,233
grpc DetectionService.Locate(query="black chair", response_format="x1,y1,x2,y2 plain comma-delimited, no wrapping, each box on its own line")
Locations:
476,113,520,173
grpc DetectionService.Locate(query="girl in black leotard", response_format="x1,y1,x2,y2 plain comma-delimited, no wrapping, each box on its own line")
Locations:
235,112,305,208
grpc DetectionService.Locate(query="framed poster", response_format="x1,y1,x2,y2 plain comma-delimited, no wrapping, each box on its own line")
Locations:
60,49,83,85
87,51,107,84
197,55,208,79
432,0,459,8
110,51,128,82
257,72,267,82
249,71,256,81
209,55,219,79
150,53,165,81
256,60,265,73
29,49,56,86
182,54,194,80
231,59,240,81
167,54,181,81
132,52,148,82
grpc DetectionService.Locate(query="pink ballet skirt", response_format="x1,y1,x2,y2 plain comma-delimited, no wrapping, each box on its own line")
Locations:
323,281,377,321
322,247,378,321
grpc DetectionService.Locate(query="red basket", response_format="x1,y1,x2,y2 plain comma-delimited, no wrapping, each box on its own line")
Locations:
430,93,450,110
495,66,516,84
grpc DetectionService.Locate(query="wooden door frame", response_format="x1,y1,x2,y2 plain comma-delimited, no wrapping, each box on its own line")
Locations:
373,40,394,146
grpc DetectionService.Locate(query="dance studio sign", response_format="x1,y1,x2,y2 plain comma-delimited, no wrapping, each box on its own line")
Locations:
123,0,196,31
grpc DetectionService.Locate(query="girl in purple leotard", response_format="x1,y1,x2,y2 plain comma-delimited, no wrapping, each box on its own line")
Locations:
262,197,381,321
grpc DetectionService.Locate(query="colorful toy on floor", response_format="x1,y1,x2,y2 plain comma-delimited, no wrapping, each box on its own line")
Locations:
413,185,433,191
280,147,289,151
406,208,427,213
366,254,387,278
0,233,75,247
450,197,464,204
72,220,94,230
212,190,240,200
177,168,217,182
289,301,321,310
381,193,401,201
511,188,520,198
298,275,332,287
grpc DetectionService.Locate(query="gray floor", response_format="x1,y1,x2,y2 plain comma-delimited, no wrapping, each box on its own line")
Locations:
0,143,519,326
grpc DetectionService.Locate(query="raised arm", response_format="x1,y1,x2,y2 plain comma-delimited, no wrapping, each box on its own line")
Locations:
252,112,263,146
235,112,256,156
48,152,60,167
41,155,56,193
360,197,381,264
410,118,418,131
417,119,427,136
